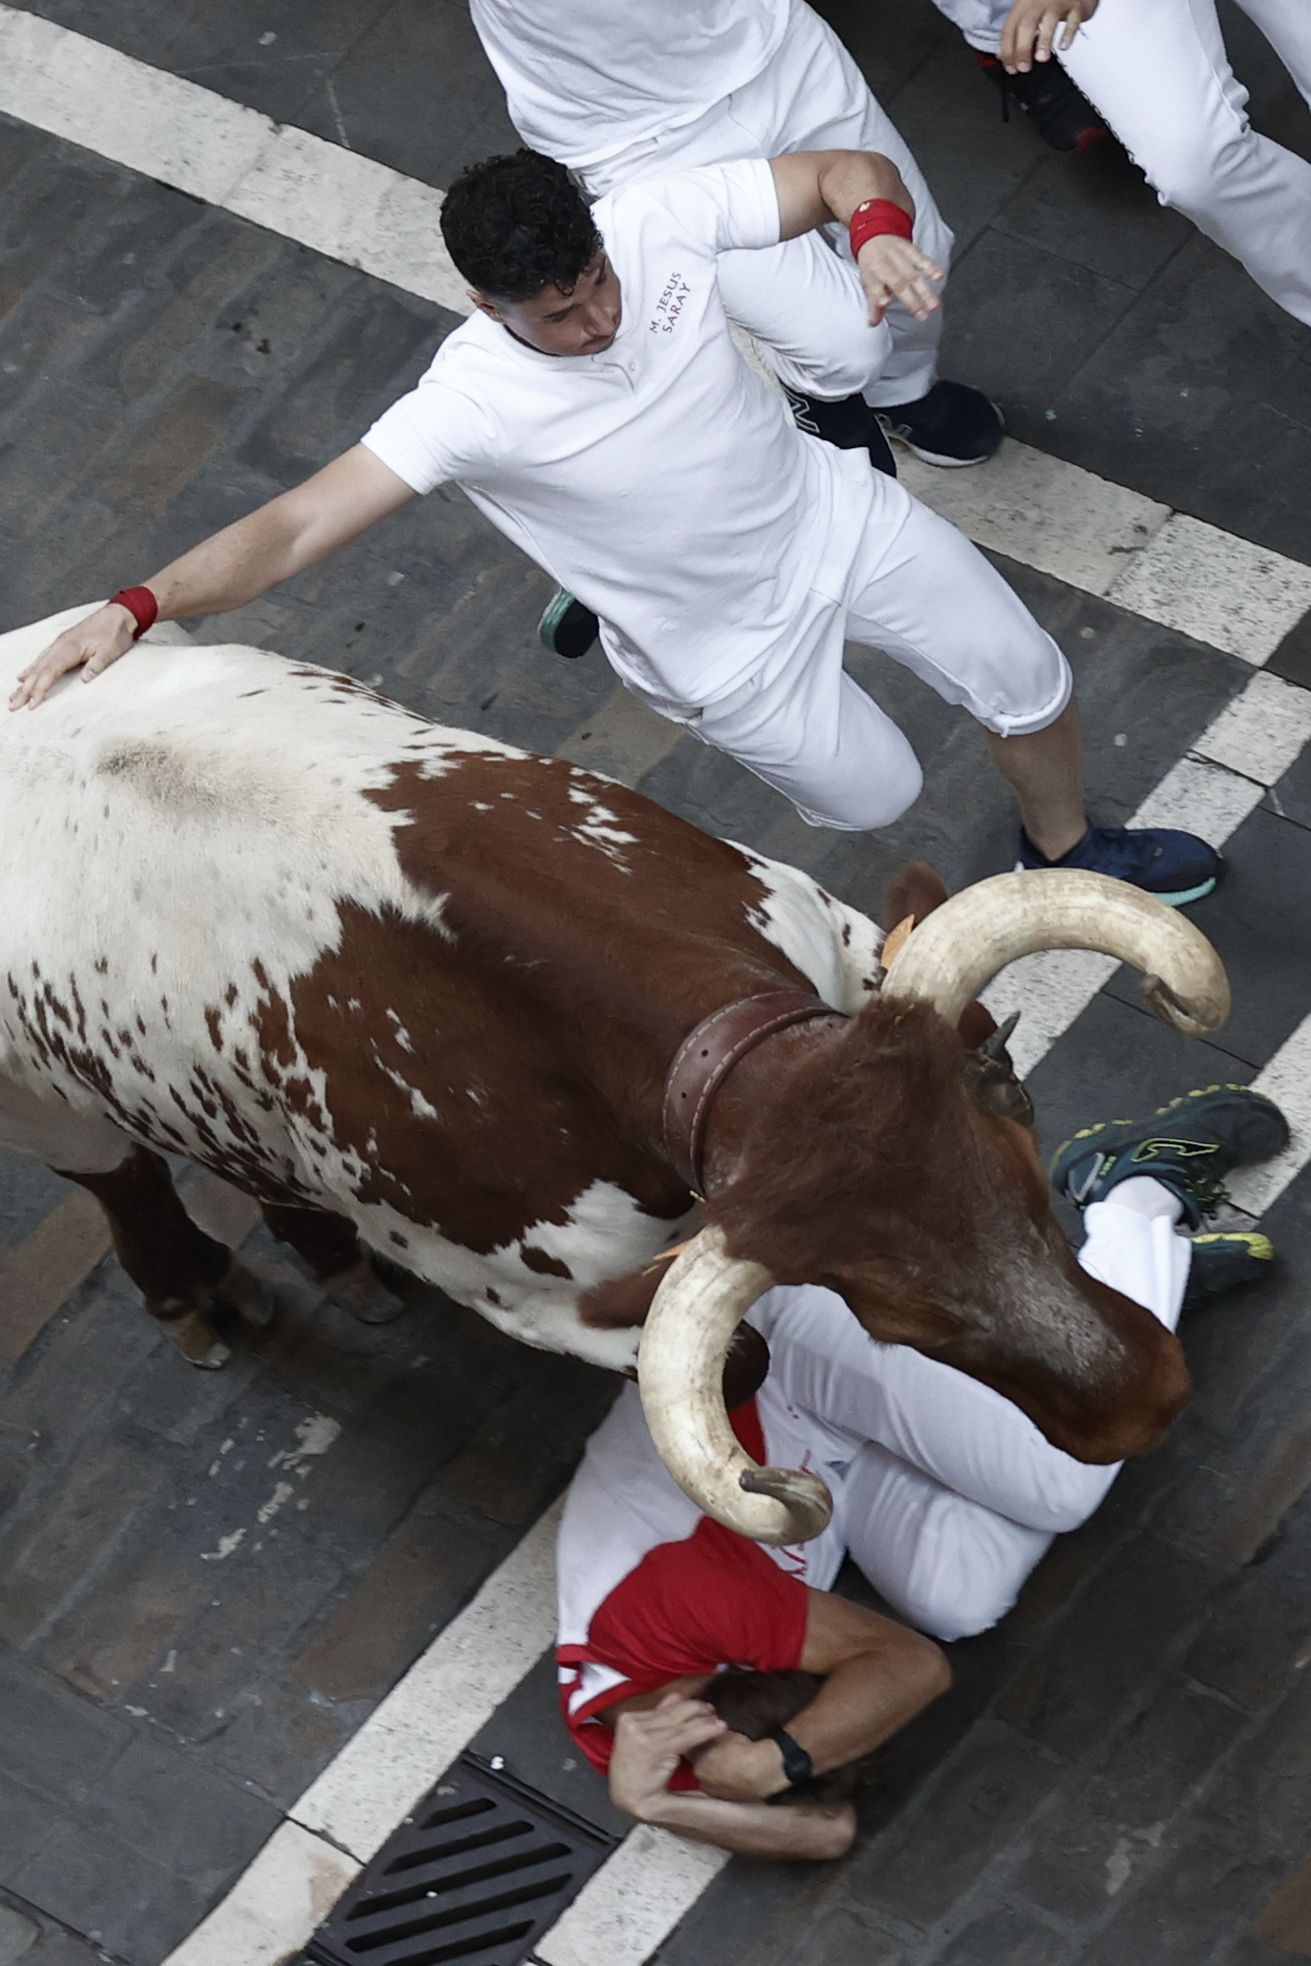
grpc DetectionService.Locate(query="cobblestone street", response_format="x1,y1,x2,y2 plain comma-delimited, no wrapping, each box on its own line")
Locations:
0,2,1309,1962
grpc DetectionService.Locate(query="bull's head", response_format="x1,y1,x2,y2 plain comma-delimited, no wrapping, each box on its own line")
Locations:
639,869,1229,1545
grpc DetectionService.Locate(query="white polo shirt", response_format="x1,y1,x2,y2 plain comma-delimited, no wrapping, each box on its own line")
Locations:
468,0,788,172
360,159,874,706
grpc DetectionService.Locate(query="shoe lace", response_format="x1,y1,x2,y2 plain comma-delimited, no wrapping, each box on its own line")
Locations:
1188,1174,1232,1222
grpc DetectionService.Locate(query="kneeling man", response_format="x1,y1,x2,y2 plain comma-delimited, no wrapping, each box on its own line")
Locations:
556,1087,1284,1855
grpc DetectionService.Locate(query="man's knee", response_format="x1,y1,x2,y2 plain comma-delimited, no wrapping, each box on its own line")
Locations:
803,742,923,831
788,305,893,400
1150,124,1251,217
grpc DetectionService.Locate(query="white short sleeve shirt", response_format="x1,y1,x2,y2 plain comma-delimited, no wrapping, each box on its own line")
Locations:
361,159,872,704
468,0,788,171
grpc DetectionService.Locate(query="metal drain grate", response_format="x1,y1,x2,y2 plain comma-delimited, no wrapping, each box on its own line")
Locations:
303,1754,616,1966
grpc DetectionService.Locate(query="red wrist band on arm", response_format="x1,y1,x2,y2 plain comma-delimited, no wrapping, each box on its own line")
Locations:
848,198,914,258
109,586,159,641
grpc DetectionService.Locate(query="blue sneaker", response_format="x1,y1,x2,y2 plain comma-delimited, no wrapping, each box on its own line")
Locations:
1050,1084,1290,1230
1185,1229,1276,1307
1016,823,1222,908
875,380,1003,467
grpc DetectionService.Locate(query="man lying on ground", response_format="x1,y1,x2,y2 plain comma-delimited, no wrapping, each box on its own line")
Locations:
556,1086,1285,1856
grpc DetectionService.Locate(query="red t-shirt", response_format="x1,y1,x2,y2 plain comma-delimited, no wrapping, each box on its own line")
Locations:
556,1399,811,1786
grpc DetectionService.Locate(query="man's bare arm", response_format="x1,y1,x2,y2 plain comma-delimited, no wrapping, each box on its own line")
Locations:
769,148,913,240
10,445,415,709
605,1696,856,1860
693,1591,950,1803
640,1787,857,1861
767,151,944,325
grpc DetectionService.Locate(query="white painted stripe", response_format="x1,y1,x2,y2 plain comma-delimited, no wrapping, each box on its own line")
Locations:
2,6,1309,663
0,6,466,314
1107,513,1311,668
535,1825,728,1966
897,444,1171,601
161,1821,360,1966
293,1500,562,1861
1228,1015,1311,1217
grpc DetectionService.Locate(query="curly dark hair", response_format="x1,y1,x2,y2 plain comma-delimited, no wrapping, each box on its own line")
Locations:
440,149,603,303
700,1668,883,1806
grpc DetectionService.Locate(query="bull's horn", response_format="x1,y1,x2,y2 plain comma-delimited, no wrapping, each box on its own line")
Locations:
882,870,1229,1039
638,1226,833,1545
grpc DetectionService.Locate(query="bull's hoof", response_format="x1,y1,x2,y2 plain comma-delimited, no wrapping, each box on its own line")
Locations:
157,1307,231,1371
212,1258,277,1329
323,1257,408,1325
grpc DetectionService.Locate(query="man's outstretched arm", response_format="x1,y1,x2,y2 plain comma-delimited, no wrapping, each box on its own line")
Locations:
10,444,416,710
768,149,945,326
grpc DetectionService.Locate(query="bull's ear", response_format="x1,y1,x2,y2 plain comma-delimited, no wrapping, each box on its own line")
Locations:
964,1050,1035,1128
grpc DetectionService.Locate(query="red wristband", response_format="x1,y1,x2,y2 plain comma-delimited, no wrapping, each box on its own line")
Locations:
109,586,159,641
849,198,914,259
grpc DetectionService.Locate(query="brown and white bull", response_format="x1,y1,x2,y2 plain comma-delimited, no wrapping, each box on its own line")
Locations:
0,608,1229,1542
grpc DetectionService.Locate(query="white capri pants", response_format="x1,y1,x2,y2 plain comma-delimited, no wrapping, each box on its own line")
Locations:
625,472,1071,830
932,0,1311,327
582,0,954,405
750,1179,1190,1642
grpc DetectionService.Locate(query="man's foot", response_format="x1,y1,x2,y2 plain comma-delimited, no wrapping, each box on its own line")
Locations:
975,51,1108,154
1016,823,1222,908
875,380,1003,468
1050,1085,1290,1230
1185,1229,1276,1308
539,588,598,659
786,388,896,477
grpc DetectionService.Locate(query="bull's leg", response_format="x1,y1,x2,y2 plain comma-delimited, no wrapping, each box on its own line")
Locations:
60,1147,274,1368
259,1201,407,1325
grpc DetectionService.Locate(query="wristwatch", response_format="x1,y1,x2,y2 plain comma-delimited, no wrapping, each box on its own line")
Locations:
768,1726,815,1789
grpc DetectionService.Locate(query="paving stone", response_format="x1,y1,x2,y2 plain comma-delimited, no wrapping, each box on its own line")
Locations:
0,1649,131,1811
1041,231,1311,565
291,0,519,188
845,1723,1063,1927
936,227,1140,438
991,135,1193,292
436,1359,617,1526
105,375,244,515
1247,1843,1311,1957
1268,739,1311,832
782,1904,910,1966
993,1535,1226,1761
0,1777,60,1887
0,1903,37,1965
1014,1677,1248,1924
0,1191,112,1369
22,0,396,130
292,1504,497,1705
236,282,444,484
9,1826,213,1965
652,1845,851,1966
932,1904,1073,1965
1072,1820,1284,1966
1203,1668,1311,1869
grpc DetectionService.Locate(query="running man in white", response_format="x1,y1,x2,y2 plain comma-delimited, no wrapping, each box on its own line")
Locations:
556,1087,1285,1855
469,0,1001,474
12,148,1220,902
936,0,1311,326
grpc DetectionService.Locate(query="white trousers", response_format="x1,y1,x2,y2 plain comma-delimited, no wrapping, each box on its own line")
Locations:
931,0,1311,326
636,467,1071,830
581,0,954,404
749,1181,1190,1641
